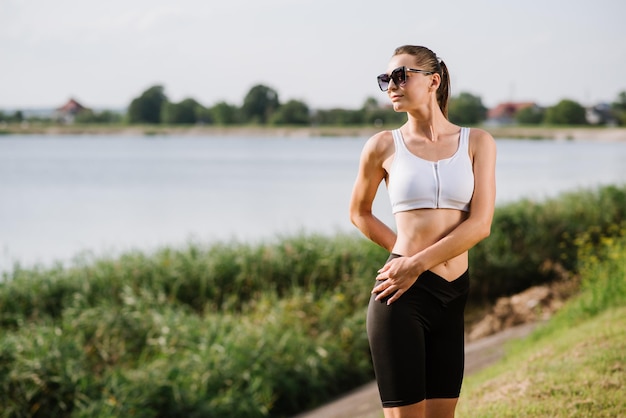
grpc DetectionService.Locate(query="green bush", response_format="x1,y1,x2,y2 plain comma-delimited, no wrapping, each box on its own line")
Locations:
470,184,626,300
0,233,384,417
572,227,626,317
1,185,625,416
515,224,626,344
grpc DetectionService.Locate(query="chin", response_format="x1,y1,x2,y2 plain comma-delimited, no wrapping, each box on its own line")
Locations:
392,102,406,112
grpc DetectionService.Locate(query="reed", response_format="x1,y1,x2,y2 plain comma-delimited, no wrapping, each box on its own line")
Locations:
1,185,625,417
0,234,385,417
469,184,626,300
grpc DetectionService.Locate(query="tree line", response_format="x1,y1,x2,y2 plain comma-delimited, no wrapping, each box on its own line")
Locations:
2,84,626,127
123,84,626,127
123,84,411,127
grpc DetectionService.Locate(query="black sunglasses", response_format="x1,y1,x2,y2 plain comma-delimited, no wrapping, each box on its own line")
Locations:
377,66,434,91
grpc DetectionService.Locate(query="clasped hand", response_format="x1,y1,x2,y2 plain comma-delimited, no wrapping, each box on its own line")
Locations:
372,256,421,305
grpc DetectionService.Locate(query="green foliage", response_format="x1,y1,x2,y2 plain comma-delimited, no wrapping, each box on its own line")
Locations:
0,233,385,417
270,100,310,125
544,99,587,125
611,90,626,125
1,234,385,320
2,185,626,416
161,98,205,125
516,225,626,341
211,101,241,125
127,85,168,124
458,234,626,417
74,110,123,124
470,185,626,300
7,84,626,128
570,229,626,318
360,97,406,127
448,92,488,125
241,85,280,124
458,307,626,417
612,91,626,110
0,110,25,123
514,105,545,125
312,108,365,125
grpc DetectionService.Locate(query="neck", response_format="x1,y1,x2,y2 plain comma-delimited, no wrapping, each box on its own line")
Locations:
404,101,449,142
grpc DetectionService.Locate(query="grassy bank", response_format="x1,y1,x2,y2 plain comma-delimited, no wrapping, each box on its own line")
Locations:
457,228,626,417
0,185,625,417
2,122,626,140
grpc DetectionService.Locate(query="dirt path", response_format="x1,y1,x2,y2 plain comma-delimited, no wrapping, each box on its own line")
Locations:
294,322,538,418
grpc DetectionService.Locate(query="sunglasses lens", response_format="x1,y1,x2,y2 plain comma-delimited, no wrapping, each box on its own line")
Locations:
391,67,406,86
377,67,407,91
377,74,390,91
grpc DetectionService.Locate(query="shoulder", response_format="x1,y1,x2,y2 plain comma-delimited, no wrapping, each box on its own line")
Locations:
361,130,395,161
467,127,495,143
467,127,496,155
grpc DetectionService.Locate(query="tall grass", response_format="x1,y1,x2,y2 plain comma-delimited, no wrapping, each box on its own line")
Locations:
1,234,385,325
528,223,626,336
469,184,626,300
1,184,625,417
0,234,385,417
457,227,626,417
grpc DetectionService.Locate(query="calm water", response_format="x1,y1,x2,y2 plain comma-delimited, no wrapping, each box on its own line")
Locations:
1,134,625,273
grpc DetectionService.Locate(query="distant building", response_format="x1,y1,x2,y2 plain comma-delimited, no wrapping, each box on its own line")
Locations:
55,98,90,124
586,103,618,126
486,102,536,126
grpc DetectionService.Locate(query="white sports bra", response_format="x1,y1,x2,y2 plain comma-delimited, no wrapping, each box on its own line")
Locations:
387,127,474,213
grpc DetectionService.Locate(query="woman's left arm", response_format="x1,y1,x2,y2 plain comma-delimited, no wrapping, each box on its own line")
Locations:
375,129,497,303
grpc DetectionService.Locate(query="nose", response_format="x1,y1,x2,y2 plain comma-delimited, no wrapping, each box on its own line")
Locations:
387,77,399,92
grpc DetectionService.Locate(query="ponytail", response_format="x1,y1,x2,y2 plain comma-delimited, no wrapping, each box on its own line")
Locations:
436,59,450,118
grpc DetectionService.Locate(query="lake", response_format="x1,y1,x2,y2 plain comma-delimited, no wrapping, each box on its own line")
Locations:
1,134,625,273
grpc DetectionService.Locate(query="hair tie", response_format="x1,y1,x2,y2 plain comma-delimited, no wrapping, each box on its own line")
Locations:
435,57,443,73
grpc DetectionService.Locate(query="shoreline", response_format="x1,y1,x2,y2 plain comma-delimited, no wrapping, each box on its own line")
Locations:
2,124,626,141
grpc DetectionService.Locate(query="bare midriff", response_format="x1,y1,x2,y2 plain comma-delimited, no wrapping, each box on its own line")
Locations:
392,208,469,282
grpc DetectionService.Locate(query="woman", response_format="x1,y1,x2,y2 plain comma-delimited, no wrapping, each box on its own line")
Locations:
349,45,496,418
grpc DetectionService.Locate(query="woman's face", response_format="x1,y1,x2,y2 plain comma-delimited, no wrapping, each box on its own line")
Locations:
385,53,434,112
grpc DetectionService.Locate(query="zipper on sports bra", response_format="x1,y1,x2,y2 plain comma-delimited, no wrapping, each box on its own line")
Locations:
434,162,441,208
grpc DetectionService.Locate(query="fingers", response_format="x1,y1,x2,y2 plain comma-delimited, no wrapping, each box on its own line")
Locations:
371,279,395,299
384,289,403,305
371,281,388,295
373,262,398,299
372,281,404,305
372,258,411,304
376,260,395,281
376,262,390,277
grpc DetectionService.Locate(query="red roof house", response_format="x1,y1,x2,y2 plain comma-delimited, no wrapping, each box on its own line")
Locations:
487,102,536,125
55,98,90,123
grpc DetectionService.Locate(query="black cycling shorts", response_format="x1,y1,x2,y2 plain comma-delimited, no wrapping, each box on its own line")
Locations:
366,254,470,408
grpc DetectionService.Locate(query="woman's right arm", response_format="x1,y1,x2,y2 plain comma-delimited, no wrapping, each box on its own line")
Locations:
349,133,397,251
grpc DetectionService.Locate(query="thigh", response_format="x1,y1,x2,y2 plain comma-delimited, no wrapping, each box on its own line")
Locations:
425,292,468,399
367,291,427,407
367,278,442,407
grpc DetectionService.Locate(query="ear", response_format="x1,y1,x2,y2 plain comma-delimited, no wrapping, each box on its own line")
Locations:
429,73,441,91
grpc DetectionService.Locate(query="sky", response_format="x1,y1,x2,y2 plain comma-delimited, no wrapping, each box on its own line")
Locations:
1,0,625,111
